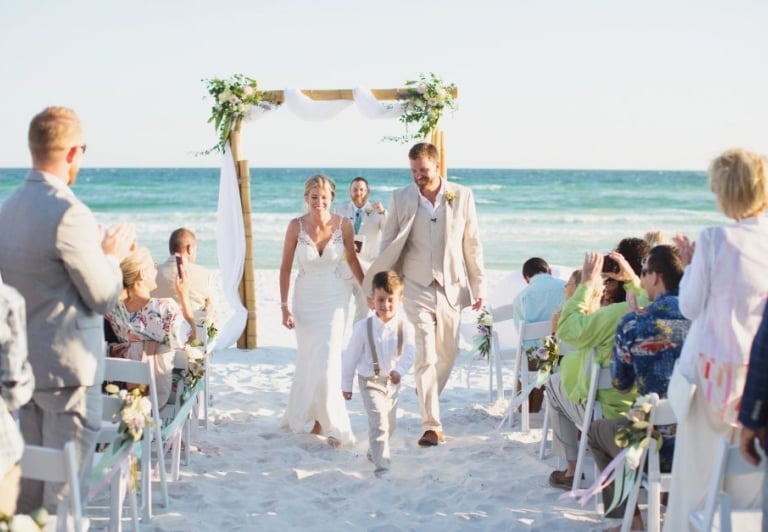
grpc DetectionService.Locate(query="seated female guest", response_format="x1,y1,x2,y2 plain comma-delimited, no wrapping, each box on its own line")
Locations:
106,247,196,408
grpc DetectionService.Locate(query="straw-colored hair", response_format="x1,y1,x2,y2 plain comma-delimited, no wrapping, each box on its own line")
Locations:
304,174,336,200
28,106,82,164
120,247,152,294
643,229,673,248
709,148,768,220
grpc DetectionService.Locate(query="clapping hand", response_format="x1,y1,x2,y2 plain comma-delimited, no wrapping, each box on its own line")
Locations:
389,370,401,385
102,222,137,260
372,200,385,214
673,234,695,266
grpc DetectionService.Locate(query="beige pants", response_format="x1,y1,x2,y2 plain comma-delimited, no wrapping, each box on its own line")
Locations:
544,372,586,461
404,279,461,433
0,463,21,517
358,375,400,473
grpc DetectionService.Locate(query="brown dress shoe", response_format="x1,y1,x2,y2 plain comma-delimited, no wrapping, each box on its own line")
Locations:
418,430,444,447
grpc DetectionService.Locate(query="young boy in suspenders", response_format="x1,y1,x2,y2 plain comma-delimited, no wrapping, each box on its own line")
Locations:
342,270,415,476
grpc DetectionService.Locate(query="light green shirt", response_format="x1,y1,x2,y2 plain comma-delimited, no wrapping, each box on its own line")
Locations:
556,282,647,419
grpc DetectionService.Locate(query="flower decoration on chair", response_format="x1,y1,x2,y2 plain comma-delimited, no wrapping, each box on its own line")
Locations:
614,394,662,457
201,74,280,155
0,509,48,531
104,384,154,443
182,345,207,402
384,72,457,143
561,394,662,513
525,334,560,385
473,307,493,362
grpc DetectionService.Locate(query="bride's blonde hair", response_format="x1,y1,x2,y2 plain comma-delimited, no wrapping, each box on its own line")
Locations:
304,174,336,201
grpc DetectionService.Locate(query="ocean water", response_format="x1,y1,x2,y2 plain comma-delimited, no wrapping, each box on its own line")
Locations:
0,167,725,271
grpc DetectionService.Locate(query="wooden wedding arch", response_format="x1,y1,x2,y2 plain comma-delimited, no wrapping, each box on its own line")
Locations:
228,86,458,349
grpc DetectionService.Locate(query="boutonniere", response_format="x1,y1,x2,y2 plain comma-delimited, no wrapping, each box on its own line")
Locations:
364,207,373,216
444,191,456,206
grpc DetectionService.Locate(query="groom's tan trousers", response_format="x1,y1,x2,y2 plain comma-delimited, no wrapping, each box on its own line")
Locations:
404,278,461,432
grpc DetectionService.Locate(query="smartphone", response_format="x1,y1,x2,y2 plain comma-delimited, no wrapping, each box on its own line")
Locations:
602,254,619,274
174,254,183,279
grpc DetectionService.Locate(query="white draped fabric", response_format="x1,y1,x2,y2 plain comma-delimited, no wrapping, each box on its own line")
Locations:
215,146,247,349
216,88,411,348
353,88,405,119
283,88,353,121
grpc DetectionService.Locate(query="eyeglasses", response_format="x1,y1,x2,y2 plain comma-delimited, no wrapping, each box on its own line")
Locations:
641,268,654,277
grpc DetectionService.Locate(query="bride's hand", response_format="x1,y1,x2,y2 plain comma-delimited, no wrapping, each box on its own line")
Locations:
282,308,294,329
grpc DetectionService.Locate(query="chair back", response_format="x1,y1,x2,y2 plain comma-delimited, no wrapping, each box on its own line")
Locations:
693,438,764,532
572,355,614,490
518,320,552,344
490,304,517,362
103,356,169,520
21,441,84,532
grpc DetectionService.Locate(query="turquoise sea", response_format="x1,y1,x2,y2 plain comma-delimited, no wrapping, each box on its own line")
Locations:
0,167,725,271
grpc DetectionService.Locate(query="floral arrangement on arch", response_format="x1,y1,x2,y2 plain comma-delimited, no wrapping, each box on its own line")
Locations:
385,72,457,143
525,334,560,385
473,307,493,362
201,74,279,155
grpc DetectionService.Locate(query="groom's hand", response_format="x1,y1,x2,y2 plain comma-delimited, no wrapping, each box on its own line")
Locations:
471,297,484,311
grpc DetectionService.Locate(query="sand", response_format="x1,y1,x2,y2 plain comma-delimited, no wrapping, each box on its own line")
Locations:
147,269,606,532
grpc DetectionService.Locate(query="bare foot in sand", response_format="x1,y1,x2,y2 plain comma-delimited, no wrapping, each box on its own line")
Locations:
327,436,341,448
310,421,322,435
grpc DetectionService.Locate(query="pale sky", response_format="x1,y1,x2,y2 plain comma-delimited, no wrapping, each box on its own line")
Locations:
1,0,766,170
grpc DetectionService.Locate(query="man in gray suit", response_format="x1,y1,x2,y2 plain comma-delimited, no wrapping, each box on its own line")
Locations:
364,143,486,447
0,107,135,512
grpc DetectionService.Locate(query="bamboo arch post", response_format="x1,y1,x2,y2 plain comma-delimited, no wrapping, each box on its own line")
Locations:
430,128,446,178
229,117,258,349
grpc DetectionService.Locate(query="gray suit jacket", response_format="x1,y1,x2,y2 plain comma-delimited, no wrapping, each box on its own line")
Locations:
0,171,122,389
363,181,486,309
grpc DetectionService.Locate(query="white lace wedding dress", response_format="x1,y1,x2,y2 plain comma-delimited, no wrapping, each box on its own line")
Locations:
280,217,355,444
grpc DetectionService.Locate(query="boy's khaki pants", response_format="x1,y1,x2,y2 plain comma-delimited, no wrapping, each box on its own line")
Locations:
358,375,401,473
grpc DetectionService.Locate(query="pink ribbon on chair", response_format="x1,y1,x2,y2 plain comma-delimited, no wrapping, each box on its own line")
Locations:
87,442,135,502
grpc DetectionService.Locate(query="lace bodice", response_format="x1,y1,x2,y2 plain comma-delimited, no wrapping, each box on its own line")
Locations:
295,217,345,275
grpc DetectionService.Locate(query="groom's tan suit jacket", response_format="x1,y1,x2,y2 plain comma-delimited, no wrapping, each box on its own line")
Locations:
364,181,485,307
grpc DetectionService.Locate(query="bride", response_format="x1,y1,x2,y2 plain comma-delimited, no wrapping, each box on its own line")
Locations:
279,174,365,446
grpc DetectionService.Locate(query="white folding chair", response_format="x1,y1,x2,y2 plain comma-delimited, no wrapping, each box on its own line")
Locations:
499,319,552,430
20,441,86,532
195,322,211,430
689,438,764,532
104,357,169,522
91,395,140,532
161,349,203,481
485,304,517,403
620,394,675,532
572,359,614,492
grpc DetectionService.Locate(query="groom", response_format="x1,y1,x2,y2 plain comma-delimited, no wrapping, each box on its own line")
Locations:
364,142,486,447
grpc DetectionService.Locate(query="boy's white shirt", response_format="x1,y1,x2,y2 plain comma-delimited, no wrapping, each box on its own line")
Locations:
341,311,415,392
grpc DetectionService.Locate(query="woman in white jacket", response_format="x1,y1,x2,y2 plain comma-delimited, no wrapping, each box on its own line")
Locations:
664,148,768,531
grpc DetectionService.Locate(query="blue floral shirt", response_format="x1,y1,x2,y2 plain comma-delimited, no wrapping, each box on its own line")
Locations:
612,290,691,470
